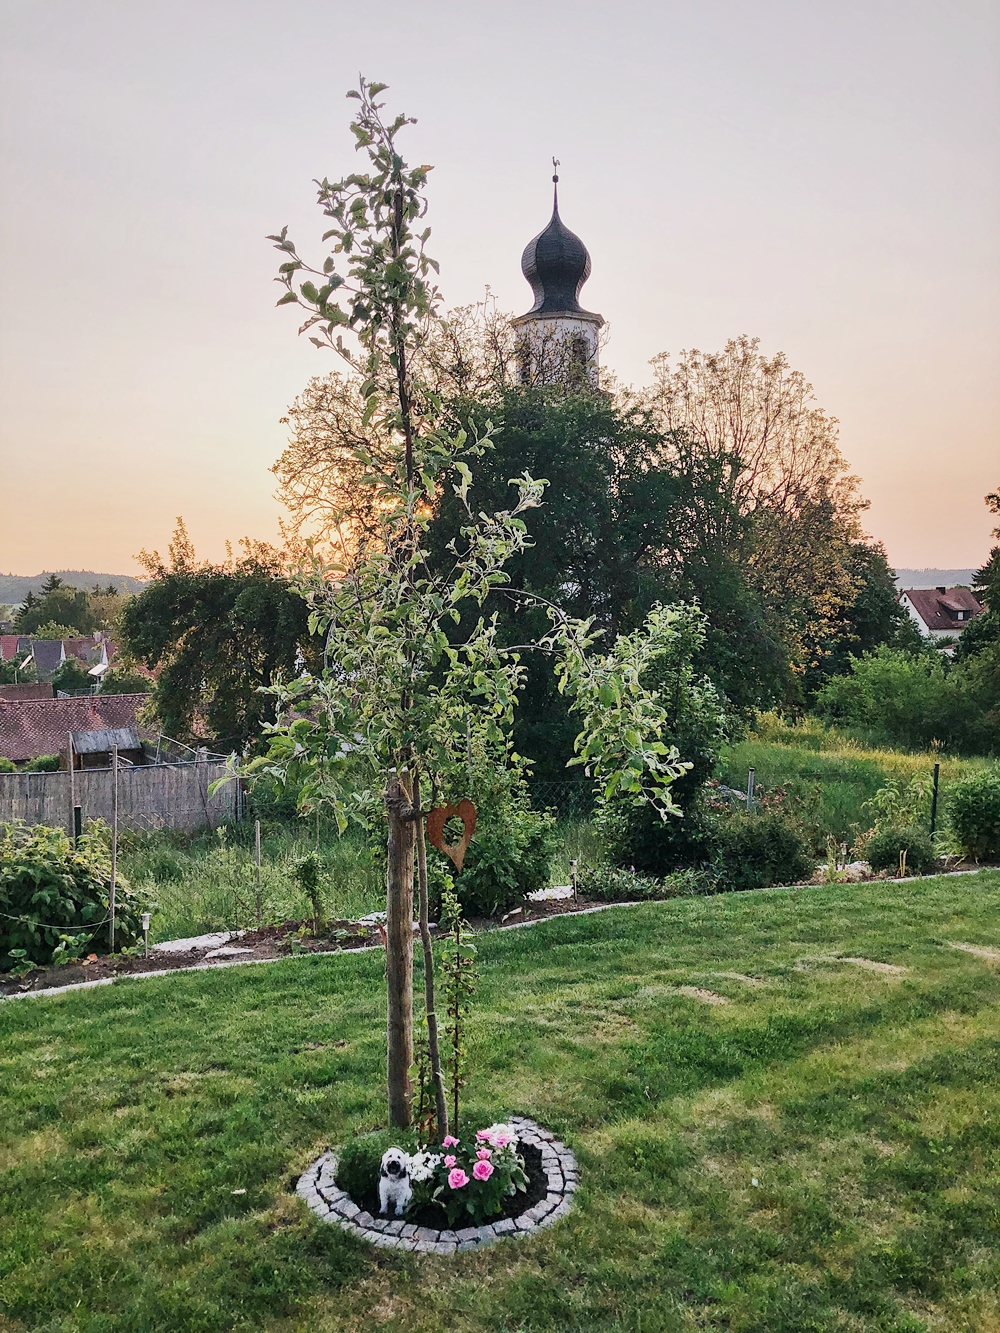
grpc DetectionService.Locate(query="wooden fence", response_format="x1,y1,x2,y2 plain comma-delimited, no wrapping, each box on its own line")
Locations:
0,760,237,834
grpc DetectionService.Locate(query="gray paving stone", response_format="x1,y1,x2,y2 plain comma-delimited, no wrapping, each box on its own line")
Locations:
354,1211,375,1228
455,1227,479,1242
400,1223,418,1238
368,1217,389,1232
457,1239,479,1252
414,1227,440,1242
413,1239,436,1253
432,1241,458,1255
339,1200,360,1220
384,1219,405,1235
492,1217,516,1234
515,1215,535,1231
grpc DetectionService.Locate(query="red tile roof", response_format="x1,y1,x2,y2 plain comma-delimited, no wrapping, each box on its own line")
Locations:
0,683,54,702
0,636,23,661
900,587,984,633
0,694,149,764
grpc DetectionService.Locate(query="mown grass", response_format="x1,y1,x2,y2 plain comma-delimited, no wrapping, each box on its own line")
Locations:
3,872,1000,1331
720,714,989,850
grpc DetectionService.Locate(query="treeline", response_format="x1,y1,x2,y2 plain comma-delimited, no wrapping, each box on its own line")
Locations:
113,316,997,761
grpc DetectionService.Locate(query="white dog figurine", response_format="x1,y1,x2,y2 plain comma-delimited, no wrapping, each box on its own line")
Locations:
378,1147,413,1217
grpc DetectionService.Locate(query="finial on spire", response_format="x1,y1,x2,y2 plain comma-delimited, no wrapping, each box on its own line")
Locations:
552,157,560,211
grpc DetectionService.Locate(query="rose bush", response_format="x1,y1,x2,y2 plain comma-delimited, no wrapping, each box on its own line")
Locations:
407,1123,528,1226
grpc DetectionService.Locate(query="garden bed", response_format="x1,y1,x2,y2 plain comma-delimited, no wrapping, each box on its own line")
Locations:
298,1117,577,1255
0,900,611,998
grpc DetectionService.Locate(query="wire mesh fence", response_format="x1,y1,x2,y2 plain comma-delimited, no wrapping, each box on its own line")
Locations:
527,780,595,820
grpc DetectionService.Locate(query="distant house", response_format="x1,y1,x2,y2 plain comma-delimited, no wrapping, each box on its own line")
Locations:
0,694,148,766
898,586,985,641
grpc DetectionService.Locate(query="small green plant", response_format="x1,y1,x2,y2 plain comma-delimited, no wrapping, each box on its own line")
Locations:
576,864,716,901
948,768,1000,860
0,758,16,773
865,824,936,875
439,882,478,1137
292,852,327,930
863,776,930,833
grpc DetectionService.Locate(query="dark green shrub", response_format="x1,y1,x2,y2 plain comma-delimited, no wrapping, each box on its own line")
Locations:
599,798,716,875
0,758,16,773
865,824,937,875
577,864,717,901
0,821,143,969
24,754,60,773
948,769,1000,860
336,1128,419,1206
710,810,812,891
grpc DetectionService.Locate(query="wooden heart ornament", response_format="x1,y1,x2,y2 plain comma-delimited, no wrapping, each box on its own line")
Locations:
426,799,477,873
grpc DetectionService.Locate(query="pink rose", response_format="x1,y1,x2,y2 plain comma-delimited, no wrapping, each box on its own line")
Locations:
472,1159,494,1181
476,1130,490,1141
442,1135,460,1147
444,1155,456,1168
447,1168,469,1189
493,1133,511,1147
476,1147,492,1159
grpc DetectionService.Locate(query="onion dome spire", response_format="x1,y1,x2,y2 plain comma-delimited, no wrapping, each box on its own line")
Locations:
517,159,601,320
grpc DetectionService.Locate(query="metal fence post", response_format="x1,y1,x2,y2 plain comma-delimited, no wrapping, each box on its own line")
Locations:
747,767,756,810
67,731,76,842
110,744,118,953
254,819,262,928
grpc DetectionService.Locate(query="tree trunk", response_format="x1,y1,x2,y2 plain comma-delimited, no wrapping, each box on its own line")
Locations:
385,768,415,1127
414,781,449,1143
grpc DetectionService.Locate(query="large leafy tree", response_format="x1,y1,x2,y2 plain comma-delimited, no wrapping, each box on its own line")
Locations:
425,389,783,776
118,521,321,749
14,584,96,636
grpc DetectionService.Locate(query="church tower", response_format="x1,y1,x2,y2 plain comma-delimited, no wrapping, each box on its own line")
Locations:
512,163,603,387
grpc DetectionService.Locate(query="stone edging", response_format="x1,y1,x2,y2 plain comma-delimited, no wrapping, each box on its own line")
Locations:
296,1115,577,1254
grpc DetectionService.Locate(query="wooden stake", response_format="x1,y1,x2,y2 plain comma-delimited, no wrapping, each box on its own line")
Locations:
385,768,415,1128
414,776,449,1142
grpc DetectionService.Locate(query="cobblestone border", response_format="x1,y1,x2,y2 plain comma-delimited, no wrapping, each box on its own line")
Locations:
296,1115,577,1254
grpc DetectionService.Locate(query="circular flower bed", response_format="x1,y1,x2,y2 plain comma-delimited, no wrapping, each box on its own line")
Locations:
296,1116,578,1254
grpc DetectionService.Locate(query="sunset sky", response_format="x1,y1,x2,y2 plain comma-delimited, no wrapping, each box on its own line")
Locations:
1,0,997,577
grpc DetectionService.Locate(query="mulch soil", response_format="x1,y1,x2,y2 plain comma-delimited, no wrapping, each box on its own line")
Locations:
0,901,608,999
347,1142,548,1229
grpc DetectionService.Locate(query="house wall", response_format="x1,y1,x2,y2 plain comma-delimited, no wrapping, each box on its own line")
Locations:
0,759,237,833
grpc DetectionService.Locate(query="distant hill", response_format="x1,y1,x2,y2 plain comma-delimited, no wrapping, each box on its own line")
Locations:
0,570,148,605
893,568,978,589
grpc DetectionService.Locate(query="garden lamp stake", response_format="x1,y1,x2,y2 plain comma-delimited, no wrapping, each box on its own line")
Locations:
570,858,578,904
141,912,151,959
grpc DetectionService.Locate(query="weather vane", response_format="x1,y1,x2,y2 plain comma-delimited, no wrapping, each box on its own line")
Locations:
552,156,560,183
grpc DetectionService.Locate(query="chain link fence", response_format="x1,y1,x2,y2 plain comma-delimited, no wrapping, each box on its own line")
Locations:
527,780,594,820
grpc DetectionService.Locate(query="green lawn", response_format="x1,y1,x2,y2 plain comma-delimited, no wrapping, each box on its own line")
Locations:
4,873,1000,1332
